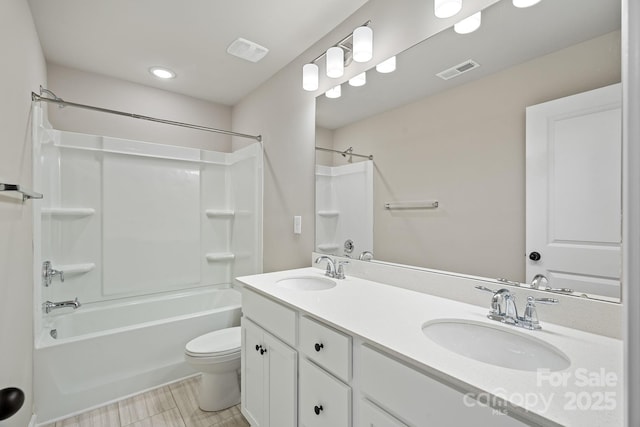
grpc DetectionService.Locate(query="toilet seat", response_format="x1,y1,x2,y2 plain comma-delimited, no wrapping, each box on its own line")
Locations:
185,326,241,358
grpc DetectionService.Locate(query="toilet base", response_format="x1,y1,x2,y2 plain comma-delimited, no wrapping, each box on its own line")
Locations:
198,370,240,412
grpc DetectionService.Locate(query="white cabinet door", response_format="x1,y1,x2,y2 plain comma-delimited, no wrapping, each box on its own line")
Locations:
526,84,622,298
242,317,267,426
241,317,297,427
299,358,351,427
265,332,297,427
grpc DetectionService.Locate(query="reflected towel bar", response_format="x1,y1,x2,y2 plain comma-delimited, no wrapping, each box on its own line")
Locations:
315,146,373,160
384,200,439,210
0,183,43,201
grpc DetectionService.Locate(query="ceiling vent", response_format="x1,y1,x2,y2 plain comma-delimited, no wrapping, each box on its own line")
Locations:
436,59,480,80
226,38,269,63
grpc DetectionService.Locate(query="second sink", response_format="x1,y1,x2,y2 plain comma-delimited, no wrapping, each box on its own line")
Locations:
422,319,570,372
276,276,336,291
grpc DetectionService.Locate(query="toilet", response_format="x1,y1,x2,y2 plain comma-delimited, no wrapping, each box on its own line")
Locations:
184,326,241,412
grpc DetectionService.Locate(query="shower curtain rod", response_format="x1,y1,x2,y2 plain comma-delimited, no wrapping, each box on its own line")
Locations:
315,146,373,160
31,87,262,142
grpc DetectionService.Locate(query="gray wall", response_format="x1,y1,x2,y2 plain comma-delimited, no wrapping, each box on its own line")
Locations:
47,64,233,152
0,1,47,426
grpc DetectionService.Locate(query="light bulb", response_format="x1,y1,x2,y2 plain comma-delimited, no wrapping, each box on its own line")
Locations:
349,72,367,87
326,47,344,78
303,63,319,91
454,11,481,34
353,26,373,63
434,0,463,19
376,56,396,74
325,85,342,99
513,0,541,7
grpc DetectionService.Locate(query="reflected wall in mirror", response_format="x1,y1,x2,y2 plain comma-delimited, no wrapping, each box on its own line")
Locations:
315,0,622,301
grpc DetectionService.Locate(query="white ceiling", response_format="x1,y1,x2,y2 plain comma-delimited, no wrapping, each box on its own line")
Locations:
316,0,621,129
27,0,369,106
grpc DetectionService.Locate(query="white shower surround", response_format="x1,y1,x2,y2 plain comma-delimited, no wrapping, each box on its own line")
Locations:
31,117,262,423
315,160,373,256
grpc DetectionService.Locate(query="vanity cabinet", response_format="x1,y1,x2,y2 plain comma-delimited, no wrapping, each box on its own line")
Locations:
241,317,297,427
241,286,526,427
360,345,527,427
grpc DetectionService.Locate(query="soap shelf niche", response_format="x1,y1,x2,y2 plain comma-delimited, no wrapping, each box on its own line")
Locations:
317,210,340,218
317,243,340,252
52,263,96,275
42,208,96,217
206,253,236,262
205,209,235,218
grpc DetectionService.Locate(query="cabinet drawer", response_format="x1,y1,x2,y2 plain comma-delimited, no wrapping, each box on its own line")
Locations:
242,288,296,346
300,316,352,382
360,345,527,427
360,399,407,427
299,358,351,427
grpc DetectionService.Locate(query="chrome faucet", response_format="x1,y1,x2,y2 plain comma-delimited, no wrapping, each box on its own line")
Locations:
531,274,573,294
315,256,336,278
43,297,81,314
315,256,349,279
476,286,558,330
42,261,64,287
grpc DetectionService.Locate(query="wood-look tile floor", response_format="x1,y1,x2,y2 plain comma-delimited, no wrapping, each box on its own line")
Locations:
42,376,250,427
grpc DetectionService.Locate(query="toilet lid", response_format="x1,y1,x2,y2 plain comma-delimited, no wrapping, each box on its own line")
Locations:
185,326,241,356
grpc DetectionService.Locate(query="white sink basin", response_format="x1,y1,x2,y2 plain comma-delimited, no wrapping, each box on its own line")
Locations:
422,319,570,372
276,276,336,291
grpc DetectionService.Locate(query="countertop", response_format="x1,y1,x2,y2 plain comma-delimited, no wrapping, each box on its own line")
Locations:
236,267,623,427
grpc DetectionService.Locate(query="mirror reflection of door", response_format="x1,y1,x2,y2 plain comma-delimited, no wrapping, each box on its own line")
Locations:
526,83,622,299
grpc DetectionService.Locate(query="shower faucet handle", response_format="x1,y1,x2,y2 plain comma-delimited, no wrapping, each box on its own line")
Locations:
42,261,64,287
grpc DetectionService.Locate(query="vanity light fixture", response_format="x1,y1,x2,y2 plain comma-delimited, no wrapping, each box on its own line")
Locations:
434,0,463,19
302,21,373,91
149,67,176,79
376,56,396,74
454,11,481,34
325,85,342,99
512,0,541,7
349,72,367,87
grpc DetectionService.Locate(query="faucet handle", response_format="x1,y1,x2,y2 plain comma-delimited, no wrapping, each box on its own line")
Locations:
475,285,497,294
522,296,558,330
336,261,349,279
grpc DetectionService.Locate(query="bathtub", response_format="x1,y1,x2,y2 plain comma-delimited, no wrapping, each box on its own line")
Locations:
34,286,242,424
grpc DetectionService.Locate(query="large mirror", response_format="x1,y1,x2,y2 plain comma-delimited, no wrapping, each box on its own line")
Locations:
315,0,622,301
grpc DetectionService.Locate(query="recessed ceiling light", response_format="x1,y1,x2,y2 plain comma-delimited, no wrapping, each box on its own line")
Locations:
149,67,176,79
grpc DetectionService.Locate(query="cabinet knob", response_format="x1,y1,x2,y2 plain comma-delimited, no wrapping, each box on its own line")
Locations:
314,405,323,415
529,251,541,261
255,344,261,352
260,348,267,355
314,343,324,352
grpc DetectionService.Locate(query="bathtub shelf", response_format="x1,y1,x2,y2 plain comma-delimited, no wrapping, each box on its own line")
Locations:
41,208,96,217
205,209,235,218
206,253,236,262
317,210,340,218
317,243,340,252
54,263,96,275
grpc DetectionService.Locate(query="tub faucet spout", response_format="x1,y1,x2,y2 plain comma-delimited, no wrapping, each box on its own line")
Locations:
43,297,81,314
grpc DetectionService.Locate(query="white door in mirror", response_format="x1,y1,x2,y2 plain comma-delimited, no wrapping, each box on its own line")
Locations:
526,83,621,299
